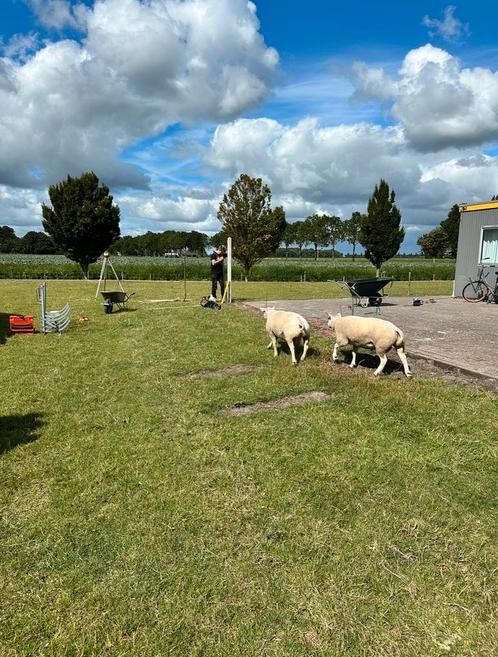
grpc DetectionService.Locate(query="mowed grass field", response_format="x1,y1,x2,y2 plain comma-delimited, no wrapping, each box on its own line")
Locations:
0,281,497,657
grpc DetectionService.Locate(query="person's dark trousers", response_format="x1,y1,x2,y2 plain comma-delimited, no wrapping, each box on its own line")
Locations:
211,273,225,298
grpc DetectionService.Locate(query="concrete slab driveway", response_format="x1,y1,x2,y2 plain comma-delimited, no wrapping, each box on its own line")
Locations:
244,296,498,382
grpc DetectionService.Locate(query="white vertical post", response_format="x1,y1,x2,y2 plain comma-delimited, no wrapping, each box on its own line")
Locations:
227,237,232,303
95,253,109,298
38,282,47,334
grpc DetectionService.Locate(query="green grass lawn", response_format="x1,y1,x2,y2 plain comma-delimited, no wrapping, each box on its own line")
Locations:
0,281,496,657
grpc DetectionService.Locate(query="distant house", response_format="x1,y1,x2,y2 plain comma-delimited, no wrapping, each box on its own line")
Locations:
454,201,498,296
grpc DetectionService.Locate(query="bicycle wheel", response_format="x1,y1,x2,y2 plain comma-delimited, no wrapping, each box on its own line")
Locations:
462,280,489,302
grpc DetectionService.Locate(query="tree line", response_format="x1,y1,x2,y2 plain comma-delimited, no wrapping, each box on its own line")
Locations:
281,213,362,261
113,230,208,256
216,175,404,278
0,226,59,254
417,205,460,258
0,170,435,279
417,193,498,259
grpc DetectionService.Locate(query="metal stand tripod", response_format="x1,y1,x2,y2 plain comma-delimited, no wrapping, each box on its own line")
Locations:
95,251,125,299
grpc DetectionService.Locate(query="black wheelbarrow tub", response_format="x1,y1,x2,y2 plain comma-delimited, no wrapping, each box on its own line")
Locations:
101,291,134,313
346,277,394,297
344,277,394,307
101,291,130,303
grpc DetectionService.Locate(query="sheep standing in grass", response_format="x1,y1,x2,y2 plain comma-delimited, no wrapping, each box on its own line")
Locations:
327,313,412,377
260,307,310,365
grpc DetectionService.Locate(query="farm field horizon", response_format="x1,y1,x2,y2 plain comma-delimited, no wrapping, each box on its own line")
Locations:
0,254,456,282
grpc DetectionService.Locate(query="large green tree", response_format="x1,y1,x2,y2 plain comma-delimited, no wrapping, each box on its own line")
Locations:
294,220,308,257
417,204,461,259
417,227,448,258
282,222,297,258
217,174,286,278
303,214,329,260
343,212,363,261
359,179,405,276
19,231,58,254
42,172,120,277
440,204,460,257
0,226,20,253
209,230,227,249
324,215,344,260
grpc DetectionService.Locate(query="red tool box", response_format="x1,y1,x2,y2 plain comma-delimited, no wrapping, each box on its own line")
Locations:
9,315,35,334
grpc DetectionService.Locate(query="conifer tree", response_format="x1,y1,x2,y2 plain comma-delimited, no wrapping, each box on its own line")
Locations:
359,179,404,276
42,172,120,277
440,204,461,257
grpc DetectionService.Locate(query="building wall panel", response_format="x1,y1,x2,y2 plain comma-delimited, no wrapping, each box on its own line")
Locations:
454,208,498,296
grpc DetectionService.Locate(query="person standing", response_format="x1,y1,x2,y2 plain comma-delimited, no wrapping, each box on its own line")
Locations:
209,245,226,301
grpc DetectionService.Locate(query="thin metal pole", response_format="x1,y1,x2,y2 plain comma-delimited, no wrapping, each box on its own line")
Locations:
183,252,187,302
95,255,108,298
39,282,47,334
96,253,125,298
227,237,232,303
107,259,126,293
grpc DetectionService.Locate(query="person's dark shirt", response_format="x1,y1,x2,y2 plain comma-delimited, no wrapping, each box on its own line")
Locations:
210,252,225,275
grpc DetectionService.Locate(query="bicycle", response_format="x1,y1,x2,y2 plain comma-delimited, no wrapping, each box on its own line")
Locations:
462,259,498,303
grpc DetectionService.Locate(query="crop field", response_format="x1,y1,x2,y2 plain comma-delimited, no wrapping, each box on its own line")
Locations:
0,280,496,657
0,254,456,281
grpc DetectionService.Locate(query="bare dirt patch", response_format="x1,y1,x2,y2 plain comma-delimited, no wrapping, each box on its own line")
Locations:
182,364,260,380
223,391,331,416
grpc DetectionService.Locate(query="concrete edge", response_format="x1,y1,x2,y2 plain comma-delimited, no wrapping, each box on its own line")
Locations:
405,351,498,385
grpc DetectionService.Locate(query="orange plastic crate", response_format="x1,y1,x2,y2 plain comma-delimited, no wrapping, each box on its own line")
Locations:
9,315,35,334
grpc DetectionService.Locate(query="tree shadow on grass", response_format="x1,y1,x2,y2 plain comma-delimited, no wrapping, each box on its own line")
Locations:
0,413,44,455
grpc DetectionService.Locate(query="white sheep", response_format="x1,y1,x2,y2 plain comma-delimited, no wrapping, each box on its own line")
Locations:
327,313,412,377
260,307,310,365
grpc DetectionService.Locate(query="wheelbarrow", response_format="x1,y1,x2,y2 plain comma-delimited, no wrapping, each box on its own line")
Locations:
101,291,135,313
343,277,394,307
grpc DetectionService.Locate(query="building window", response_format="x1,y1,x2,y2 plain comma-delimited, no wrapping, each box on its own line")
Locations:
480,228,498,264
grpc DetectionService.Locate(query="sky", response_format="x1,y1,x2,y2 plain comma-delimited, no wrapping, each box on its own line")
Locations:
1,0,498,252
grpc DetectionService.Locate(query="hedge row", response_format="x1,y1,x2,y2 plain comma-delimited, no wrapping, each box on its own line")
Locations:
0,260,456,281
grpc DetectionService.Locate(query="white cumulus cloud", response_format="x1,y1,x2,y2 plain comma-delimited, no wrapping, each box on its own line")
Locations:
0,0,278,190
422,5,469,43
25,0,88,31
351,44,498,151
118,191,219,233
207,117,419,202
204,115,498,234
0,185,45,231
